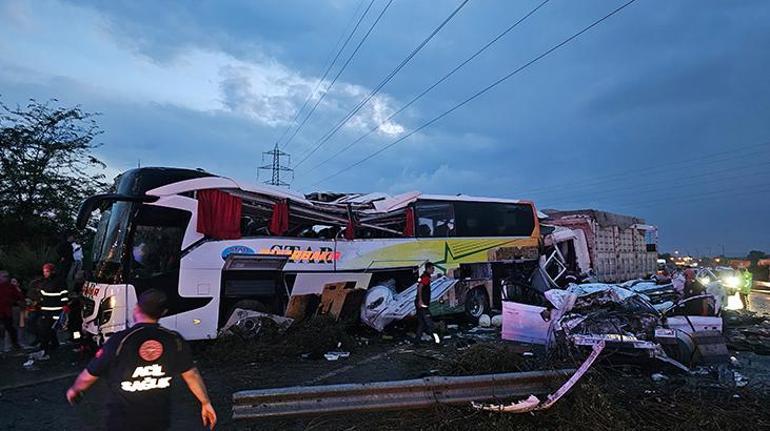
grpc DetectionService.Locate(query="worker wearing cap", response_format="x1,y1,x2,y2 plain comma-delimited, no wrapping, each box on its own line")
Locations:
739,268,753,310
66,289,217,430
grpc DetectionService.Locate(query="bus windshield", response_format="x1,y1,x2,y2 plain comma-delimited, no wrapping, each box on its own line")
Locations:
91,201,133,283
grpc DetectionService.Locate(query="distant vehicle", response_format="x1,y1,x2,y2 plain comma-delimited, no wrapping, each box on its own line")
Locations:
696,267,741,294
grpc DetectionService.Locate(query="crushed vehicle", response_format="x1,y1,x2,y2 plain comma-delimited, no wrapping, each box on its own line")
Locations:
502,279,727,369
542,209,659,282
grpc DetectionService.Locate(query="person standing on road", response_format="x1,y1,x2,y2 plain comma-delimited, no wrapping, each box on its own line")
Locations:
33,263,68,358
0,270,23,350
66,289,217,431
414,262,440,345
740,267,753,310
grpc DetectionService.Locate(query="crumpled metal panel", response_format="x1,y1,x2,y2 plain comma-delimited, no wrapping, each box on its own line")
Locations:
360,276,458,332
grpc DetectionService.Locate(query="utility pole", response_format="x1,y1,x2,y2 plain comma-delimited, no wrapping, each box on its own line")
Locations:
258,143,293,187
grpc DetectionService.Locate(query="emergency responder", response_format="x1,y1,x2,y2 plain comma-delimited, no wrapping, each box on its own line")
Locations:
740,267,753,310
33,263,67,357
414,262,440,345
66,289,217,430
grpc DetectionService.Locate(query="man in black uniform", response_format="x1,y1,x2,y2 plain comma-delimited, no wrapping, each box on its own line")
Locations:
34,263,68,357
66,289,217,430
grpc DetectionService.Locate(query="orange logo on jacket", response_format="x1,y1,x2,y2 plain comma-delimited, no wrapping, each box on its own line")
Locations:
138,340,163,361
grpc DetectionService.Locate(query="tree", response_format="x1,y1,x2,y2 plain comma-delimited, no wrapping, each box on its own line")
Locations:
746,250,767,263
0,98,108,246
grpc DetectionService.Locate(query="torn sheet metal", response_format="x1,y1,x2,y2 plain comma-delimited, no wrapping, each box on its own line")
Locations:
545,283,638,312
220,308,294,337
360,276,458,331
473,341,605,413
665,315,723,334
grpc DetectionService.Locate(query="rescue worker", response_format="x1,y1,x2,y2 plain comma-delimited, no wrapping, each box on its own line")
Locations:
740,267,753,310
33,263,68,357
66,289,217,430
414,262,440,345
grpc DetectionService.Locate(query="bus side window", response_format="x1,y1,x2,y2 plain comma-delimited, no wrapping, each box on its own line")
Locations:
454,202,535,237
415,202,455,238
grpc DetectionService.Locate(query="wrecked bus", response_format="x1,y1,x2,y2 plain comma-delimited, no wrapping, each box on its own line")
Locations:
76,167,542,342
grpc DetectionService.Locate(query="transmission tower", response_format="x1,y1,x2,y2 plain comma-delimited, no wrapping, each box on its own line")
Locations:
257,143,294,187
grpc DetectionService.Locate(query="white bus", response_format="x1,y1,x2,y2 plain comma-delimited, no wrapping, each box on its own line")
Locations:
77,167,542,342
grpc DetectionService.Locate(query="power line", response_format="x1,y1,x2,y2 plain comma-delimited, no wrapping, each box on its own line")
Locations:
300,0,551,179
522,140,770,197
309,0,640,188
272,0,368,148
281,0,390,150
610,179,770,212
530,145,770,201
543,158,770,208
294,0,472,168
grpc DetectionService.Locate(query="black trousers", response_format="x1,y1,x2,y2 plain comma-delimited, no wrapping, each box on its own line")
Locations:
37,313,59,354
1,316,20,348
740,292,750,310
415,306,434,341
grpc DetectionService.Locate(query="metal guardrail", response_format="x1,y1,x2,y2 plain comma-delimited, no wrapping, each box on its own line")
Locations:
232,369,575,420
754,281,770,293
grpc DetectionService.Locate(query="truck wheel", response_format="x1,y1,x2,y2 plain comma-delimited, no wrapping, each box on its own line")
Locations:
465,288,489,321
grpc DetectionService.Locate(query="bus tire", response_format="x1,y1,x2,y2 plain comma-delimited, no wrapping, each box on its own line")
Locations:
464,288,489,321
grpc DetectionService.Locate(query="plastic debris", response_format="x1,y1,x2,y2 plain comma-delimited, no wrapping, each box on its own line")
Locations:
478,314,491,328
651,373,668,383
490,314,503,328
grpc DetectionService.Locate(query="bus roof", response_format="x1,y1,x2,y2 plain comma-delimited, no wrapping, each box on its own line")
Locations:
146,175,312,205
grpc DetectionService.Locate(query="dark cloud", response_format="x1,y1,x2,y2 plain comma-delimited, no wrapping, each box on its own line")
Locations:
3,0,770,255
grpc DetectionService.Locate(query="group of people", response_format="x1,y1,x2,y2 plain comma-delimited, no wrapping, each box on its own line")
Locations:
0,232,83,358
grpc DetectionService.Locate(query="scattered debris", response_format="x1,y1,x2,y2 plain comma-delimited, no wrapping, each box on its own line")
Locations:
473,341,605,413
323,351,350,361
650,373,668,383
200,316,354,364
490,314,503,328
360,276,458,331
220,308,294,338
724,310,770,355
478,314,491,328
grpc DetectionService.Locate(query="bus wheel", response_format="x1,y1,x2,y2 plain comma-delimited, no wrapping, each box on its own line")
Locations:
465,288,489,321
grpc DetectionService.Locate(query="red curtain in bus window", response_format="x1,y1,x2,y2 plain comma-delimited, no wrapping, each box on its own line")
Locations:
196,189,242,239
403,207,415,237
344,219,355,240
269,200,289,236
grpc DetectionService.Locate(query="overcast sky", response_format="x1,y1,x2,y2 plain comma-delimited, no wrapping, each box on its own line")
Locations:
1,0,769,256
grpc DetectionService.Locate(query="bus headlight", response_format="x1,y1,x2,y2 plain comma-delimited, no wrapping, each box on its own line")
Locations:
98,296,117,325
